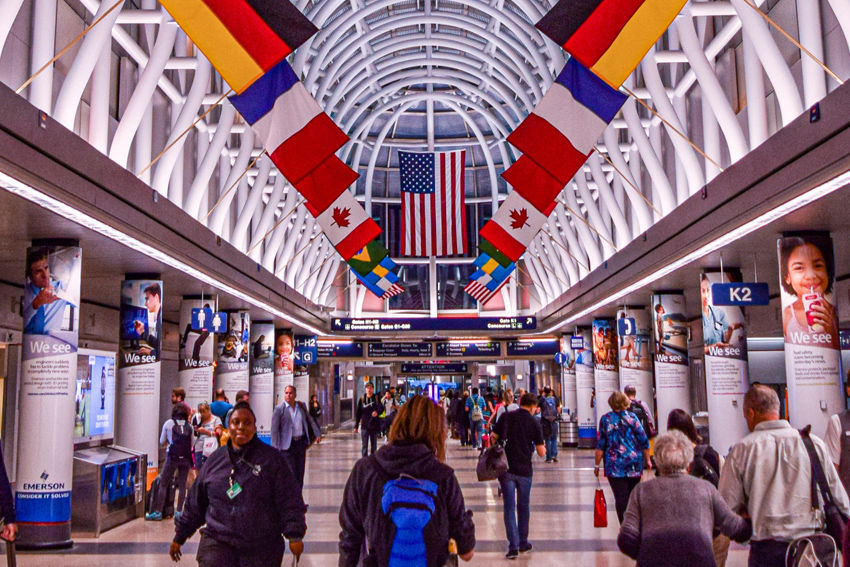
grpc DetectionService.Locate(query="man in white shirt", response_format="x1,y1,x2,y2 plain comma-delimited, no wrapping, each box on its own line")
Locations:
719,384,850,567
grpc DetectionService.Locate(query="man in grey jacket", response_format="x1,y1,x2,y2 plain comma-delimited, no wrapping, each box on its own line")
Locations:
271,385,321,490
719,384,850,567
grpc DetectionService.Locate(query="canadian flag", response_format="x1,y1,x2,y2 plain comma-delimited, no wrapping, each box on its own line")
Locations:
479,191,549,261
314,189,380,260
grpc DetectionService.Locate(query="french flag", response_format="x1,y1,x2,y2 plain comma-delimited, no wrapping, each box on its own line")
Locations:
507,57,627,186
229,60,349,184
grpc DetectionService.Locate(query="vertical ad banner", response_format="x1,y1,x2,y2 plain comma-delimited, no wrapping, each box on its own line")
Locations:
17,242,81,544
652,292,691,434
592,318,619,418
250,322,275,443
179,297,215,412
778,232,842,434
117,278,162,484
560,334,577,417
215,310,250,402
274,328,294,407
700,270,750,453
574,328,596,446
616,306,654,419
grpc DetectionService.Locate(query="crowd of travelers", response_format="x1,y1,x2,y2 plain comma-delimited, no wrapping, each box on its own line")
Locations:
128,379,850,567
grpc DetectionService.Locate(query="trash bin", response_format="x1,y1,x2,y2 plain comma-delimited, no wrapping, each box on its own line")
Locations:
560,420,578,447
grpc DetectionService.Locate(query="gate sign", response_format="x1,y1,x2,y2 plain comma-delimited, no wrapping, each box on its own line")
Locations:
711,282,770,306
294,335,318,365
617,317,637,336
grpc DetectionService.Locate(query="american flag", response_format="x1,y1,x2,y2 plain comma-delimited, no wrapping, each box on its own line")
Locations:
399,150,467,257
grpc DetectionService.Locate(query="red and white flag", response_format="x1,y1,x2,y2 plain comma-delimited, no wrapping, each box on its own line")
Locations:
399,150,467,257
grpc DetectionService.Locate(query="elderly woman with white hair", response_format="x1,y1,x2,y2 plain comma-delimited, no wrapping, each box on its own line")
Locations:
617,431,751,566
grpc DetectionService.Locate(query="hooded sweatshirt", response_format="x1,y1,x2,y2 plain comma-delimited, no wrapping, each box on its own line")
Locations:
339,442,475,567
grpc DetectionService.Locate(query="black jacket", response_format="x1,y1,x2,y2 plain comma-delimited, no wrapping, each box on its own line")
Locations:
174,435,306,548
355,394,383,432
339,443,475,567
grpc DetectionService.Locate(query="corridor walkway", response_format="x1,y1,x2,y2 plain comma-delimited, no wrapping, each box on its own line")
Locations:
16,432,749,565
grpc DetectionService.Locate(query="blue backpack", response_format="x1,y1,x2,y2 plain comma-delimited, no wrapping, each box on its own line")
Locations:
381,474,439,567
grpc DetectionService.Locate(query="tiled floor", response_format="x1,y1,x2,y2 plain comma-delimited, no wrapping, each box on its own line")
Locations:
15,432,750,565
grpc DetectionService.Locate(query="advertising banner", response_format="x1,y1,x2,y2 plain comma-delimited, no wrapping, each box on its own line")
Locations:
116,278,162,485
215,310,250,402
17,242,81,546
560,334,577,417
778,232,843,434
593,318,619,417
274,328,294,408
249,322,275,444
75,352,116,442
700,270,750,453
574,328,596,447
651,292,691,434
294,365,310,402
178,297,216,411
616,306,654,419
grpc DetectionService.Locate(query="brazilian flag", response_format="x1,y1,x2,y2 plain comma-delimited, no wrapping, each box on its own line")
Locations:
347,240,389,277
478,238,513,267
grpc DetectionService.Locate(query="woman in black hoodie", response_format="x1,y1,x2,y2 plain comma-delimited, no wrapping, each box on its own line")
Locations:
339,395,476,567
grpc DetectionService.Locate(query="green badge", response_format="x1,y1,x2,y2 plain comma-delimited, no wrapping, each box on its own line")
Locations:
226,482,242,500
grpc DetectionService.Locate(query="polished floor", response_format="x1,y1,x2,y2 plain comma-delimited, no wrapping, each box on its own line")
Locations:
15,432,749,565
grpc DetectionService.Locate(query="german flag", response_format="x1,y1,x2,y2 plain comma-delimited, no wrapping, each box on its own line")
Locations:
160,0,317,93
536,0,686,87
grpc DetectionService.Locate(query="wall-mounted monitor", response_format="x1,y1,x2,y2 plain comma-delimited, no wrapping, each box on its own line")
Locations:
74,349,116,445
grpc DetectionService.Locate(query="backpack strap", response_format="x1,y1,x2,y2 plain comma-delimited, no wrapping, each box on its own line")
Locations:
800,425,839,512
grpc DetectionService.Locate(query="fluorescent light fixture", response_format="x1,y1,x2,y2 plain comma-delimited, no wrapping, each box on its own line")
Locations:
541,169,850,334
518,337,558,343
516,373,523,381
318,339,354,345
449,338,493,344
486,364,496,376
0,171,326,336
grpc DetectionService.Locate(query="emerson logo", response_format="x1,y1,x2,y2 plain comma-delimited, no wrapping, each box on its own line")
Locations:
23,470,65,490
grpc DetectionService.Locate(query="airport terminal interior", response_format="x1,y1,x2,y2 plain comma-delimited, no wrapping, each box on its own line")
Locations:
1,0,850,564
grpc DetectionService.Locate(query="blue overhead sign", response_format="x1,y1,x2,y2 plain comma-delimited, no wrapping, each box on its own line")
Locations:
294,335,318,365
711,282,770,306
317,341,363,358
617,317,637,336
192,308,226,332
401,363,468,374
435,342,501,357
368,342,433,358
506,340,560,356
332,317,536,332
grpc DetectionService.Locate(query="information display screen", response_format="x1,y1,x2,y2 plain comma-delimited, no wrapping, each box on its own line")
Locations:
401,363,468,373
75,349,116,444
332,317,536,332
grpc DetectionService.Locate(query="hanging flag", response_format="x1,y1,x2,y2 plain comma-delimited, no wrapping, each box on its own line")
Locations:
479,239,514,268
507,58,627,185
159,0,317,94
298,156,359,216
314,190,381,260
229,60,349,184
347,240,389,277
473,254,516,284
355,269,404,299
478,191,549,262
536,0,687,88
399,150,467,257
465,276,510,305
501,156,564,214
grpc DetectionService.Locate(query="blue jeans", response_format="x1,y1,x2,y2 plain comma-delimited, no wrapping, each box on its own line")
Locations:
499,472,532,552
470,420,484,448
545,433,558,461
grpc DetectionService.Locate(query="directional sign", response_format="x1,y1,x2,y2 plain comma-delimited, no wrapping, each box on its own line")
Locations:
210,312,227,333
294,335,318,365
570,336,584,350
554,352,567,365
191,308,213,331
617,317,637,336
711,282,770,306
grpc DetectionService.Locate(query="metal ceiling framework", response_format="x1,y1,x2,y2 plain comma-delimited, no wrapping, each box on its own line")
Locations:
0,0,849,320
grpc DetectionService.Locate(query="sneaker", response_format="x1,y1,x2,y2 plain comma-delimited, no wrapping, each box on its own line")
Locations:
505,550,518,560
545,459,553,463
519,544,533,554
145,512,162,521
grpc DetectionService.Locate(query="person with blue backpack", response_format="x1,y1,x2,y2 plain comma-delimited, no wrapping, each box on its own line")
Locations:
465,388,486,449
339,395,476,567
537,387,561,463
